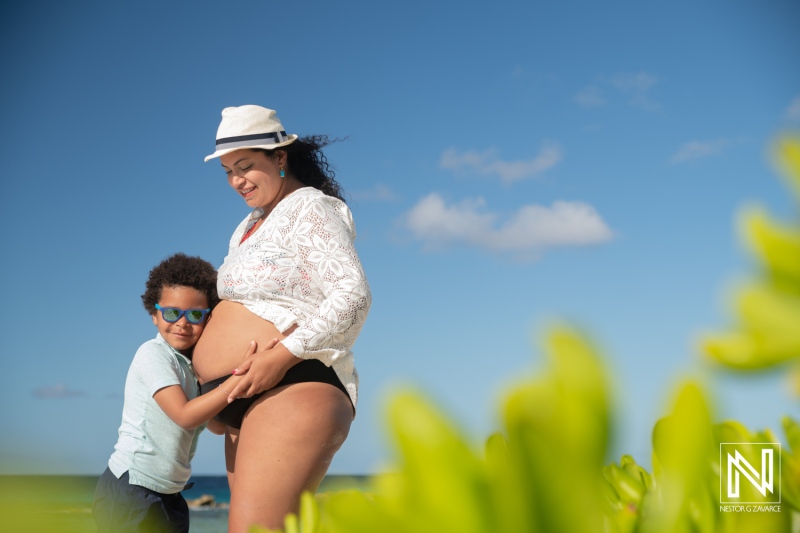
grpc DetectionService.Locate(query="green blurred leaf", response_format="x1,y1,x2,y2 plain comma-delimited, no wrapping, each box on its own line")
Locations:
318,490,396,533
382,390,491,533
742,208,800,289
643,382,714,533
780,417,800,512
500,326,611,533
774,135,800,203
603,462,646,504
701,281,800,370
701,135,800,381
298,492,320,533
783,417,800,454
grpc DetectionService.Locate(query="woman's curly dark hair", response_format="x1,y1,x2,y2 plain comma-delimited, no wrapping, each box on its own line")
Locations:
141,253,220,315
261,135,346,202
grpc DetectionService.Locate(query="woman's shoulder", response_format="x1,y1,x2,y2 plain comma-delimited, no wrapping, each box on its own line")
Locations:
288,187,350,216
289,186,342,205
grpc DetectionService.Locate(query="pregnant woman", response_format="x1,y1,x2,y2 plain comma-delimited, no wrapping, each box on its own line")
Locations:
192,105,371,532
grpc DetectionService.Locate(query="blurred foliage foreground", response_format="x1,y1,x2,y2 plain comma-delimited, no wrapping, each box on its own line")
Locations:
4,140,797,533
260,137,800,533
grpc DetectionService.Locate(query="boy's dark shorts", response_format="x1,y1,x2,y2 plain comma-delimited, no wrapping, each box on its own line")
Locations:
92,468,189,533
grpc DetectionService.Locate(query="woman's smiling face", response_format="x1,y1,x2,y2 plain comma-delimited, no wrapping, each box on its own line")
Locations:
221,149,289,212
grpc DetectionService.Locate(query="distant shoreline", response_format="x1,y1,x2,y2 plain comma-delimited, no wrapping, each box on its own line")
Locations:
0,473,372,505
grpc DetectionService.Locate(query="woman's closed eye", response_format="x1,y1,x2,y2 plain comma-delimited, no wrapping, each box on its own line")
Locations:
222,163,251,174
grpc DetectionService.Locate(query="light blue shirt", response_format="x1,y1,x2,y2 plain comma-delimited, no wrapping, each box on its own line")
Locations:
108,334,206,494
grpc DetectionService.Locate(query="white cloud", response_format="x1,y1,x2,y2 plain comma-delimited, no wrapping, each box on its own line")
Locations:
34,384,86,398
610,72,660,111
576,71,660,111
627,93,661,112
403,193,613,256
405,195,495,244
610,72,658,92
350,184,397,202
440,142,563,184
575,85,607,107
670,139,729,163
785,95,800,121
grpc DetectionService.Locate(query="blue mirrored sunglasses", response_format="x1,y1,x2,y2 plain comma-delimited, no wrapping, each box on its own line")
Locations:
154,304,210,324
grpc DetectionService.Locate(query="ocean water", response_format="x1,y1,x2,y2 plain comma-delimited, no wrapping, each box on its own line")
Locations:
0,474,370,533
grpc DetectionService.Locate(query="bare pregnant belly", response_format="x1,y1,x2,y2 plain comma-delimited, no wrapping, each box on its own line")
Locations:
193,300,293,383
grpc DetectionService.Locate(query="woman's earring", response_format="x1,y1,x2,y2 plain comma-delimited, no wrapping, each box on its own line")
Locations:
279,166,285,178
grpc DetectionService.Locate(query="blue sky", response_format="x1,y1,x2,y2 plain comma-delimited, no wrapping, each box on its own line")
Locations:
1,1,798,476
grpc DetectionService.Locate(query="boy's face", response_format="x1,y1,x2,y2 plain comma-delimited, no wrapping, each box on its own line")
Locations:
151,285,209,353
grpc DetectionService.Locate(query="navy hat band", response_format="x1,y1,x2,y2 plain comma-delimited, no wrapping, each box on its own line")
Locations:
216,131,289,150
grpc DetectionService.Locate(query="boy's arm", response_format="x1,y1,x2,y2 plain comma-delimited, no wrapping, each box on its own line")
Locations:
153,340,270,430
153,378,239,430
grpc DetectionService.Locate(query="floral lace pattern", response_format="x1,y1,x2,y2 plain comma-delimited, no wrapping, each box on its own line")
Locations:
217,187,371,406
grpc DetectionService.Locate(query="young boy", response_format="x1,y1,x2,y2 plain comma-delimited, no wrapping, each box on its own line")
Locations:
92,253,272,533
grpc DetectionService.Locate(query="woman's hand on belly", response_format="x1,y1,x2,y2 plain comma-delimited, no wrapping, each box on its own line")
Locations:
225,341,303,400
193,300,287,383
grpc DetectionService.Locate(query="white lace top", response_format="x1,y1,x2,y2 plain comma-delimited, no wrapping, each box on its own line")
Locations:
217,187,371,407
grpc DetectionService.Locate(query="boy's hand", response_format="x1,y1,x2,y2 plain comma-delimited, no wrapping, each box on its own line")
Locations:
226,338,299,401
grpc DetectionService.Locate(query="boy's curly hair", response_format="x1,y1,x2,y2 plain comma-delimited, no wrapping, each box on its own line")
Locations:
141,253,220,315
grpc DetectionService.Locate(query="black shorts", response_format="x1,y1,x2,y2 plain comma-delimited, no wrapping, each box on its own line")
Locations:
92,468,189,533
199,358,352,429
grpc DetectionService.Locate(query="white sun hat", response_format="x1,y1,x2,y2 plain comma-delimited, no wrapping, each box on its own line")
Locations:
204,105,298,162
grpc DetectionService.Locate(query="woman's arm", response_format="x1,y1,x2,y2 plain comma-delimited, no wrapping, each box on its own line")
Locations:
153,340,273,430
280,197,372,360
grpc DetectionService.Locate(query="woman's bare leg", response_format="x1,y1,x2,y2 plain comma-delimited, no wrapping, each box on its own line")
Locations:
227,382,353,533
225,427,240,488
